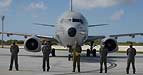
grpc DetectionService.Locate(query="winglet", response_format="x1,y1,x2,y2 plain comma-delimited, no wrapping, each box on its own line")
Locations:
70,0,73,11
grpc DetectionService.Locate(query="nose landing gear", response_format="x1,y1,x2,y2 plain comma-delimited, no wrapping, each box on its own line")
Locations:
86,41,96,57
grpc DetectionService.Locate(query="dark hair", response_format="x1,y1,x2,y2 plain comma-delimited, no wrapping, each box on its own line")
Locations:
47,41,51,43
129,42,133,48
13,42,15,45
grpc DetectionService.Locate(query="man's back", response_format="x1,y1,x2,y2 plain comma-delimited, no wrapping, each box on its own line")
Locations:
127,48,136,60
42,45,51,55
10,45,19,54
100,47,108,59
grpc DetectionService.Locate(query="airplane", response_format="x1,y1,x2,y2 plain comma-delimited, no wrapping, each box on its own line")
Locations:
0,0,143,54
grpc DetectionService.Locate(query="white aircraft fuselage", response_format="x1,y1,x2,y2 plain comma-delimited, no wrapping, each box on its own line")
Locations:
55,11,88,47
3,0,119,53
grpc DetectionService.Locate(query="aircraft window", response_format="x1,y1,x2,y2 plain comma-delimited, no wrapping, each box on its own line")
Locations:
68,19,72,22
72,19,83,24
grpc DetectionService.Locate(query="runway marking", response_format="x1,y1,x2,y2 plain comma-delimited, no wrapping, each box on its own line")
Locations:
55,62,117,75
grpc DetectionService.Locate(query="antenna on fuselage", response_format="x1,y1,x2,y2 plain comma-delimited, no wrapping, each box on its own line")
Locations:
70,0,73,11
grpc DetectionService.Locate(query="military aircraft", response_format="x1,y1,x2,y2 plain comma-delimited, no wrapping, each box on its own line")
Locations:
0,0,143,54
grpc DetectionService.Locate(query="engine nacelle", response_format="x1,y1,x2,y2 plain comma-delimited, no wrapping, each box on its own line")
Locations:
24,36,41,52
102,38,118,53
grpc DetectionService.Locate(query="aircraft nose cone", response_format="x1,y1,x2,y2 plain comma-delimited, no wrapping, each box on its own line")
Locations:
68,27,77,37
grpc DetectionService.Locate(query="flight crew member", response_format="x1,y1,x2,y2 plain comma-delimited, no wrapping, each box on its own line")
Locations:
42,41,51,72
9,42,19,71
72,42,82,72
126,43,136,74
99,43,108,73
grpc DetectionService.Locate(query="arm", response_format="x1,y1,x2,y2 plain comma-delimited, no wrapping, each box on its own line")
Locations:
99,48,102,55
134,48,136,56
17,45,19,53
10,46,12,53
127,48,129,55
106,49,108,56
79,46,82,53
41,46,44,53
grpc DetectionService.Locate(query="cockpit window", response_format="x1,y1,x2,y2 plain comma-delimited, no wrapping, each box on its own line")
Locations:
61,19,71,23
72,19,83,24
61,18,83,24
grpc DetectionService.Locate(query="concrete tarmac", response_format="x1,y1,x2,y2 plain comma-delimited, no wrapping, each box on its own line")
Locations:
0,48,143,75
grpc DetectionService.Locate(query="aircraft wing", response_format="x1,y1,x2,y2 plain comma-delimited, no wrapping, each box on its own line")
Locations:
86,33,143,41
86,35,106,41
35,35,57,42
0,32,31,38
88,24,108,27
33,23,55,27
109,33,143,39
0,32,57,41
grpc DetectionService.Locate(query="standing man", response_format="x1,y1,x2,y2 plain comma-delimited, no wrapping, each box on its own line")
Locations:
99,43,108,73
42,41,51,72
126,43,136,74
9,42,19,71
72,42,82,72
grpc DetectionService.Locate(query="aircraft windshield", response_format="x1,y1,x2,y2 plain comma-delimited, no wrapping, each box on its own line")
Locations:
61,18,83,24
72,19,83,24
61,19,71,23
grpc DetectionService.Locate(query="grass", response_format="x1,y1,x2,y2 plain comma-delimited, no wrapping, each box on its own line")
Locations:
1,45,143,54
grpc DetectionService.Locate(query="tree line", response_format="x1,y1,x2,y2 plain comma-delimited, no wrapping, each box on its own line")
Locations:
0,39,24,45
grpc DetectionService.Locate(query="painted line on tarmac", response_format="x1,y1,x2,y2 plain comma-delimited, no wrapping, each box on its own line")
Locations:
55,61,117,75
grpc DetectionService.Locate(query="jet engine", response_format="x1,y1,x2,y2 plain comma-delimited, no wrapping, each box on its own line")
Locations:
102,38,118,53
24,36,41,52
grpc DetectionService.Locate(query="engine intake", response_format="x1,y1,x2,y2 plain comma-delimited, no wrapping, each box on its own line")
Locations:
24,37,41,52
68,27,77,37
102,38,118,53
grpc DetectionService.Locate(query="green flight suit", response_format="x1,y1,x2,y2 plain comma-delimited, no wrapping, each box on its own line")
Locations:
72,45,82,72
9,44,19,71
42,44,51,71
99,47,108,73
126,47,136,74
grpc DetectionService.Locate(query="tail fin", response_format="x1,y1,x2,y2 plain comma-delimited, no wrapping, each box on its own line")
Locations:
70,0,73,11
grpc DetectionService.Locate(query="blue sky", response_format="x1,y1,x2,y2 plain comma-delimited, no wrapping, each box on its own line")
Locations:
0,0,143,42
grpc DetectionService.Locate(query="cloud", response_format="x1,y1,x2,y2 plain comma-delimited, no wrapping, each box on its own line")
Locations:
27,1,47,10
0,0,12,14
0,0,12,8
73,0,136,9
111,9,124,21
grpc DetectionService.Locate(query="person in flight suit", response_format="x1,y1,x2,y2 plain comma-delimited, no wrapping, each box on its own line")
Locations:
126,43,136,74
72,42,82,72
99,43,108,73
42,41,51,72
9,42,19,71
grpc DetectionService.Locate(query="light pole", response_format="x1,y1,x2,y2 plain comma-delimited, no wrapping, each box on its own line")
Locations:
1,16,5,48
